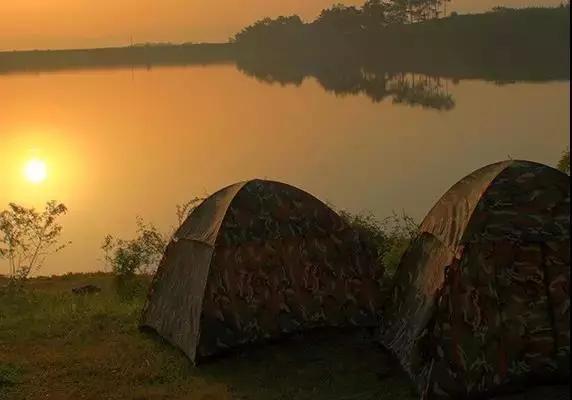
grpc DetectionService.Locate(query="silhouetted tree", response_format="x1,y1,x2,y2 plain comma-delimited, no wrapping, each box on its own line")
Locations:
362,1,391,29
407,0,445,22
315,3,362,34
233,0,454,48
232,15,305,47
383,0,405,24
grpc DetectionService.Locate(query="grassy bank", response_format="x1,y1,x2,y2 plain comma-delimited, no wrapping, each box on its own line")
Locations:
0,273,414,400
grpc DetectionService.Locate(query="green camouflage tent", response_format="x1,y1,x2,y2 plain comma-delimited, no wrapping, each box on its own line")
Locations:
141,179,383,363
381,160,570,399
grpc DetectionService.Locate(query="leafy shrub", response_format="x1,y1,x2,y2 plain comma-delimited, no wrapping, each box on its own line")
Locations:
113,274,149,301
101,218,166,277
339,210,418,278
101,197,209,299
557,147,570,175
101,197,207,282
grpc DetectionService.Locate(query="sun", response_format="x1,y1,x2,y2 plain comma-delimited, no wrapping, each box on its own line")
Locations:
23,159,48,184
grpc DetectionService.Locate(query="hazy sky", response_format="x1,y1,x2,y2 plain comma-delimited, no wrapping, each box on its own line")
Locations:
0,1,564,50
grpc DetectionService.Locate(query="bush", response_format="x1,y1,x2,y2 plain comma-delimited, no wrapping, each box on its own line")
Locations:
557,147,570,175
101,199,208,298
101,218,166,278
338,210,418,278
113,274,149,301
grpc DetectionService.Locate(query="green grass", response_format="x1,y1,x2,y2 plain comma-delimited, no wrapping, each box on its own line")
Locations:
0,274,415,400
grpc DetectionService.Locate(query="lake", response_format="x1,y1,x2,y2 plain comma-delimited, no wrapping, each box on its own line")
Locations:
0,64,569,276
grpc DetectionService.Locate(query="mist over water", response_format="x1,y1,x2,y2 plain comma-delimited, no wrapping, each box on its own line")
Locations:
0,64,569,275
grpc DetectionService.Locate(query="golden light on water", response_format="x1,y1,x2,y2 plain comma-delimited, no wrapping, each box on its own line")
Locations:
0,68,569,277
23,159,48,184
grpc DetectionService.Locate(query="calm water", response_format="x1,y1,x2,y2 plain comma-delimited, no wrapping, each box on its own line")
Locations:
0,64,569,275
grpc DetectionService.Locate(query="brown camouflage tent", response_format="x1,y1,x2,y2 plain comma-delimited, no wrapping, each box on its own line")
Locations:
381,160,570,399
141,179,383,363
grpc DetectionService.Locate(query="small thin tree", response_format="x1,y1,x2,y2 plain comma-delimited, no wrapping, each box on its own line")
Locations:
0,201,69,283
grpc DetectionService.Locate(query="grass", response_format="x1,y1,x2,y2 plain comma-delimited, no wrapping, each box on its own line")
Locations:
0,273,415,400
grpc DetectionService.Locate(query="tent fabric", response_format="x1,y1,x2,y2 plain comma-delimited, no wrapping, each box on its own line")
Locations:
141,179,383,363
381,160,570,399
175,182,246,246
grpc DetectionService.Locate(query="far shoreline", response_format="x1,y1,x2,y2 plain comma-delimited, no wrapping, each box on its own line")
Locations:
0,7,569,83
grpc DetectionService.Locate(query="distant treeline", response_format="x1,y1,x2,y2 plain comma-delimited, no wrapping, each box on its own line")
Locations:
0,43,234,74
233,4,570,81
232,0,456,45
0,4,569,84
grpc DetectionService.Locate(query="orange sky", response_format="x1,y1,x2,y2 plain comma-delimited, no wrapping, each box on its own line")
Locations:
0,1,564,50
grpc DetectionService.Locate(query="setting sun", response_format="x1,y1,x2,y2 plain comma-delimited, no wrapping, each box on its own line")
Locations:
23,159,48,184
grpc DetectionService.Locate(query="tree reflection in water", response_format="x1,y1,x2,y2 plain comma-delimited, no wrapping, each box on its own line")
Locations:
237,57,455,111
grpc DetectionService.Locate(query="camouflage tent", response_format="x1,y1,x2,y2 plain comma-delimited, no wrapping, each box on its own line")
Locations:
141,179,383,363
381,160,570,399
